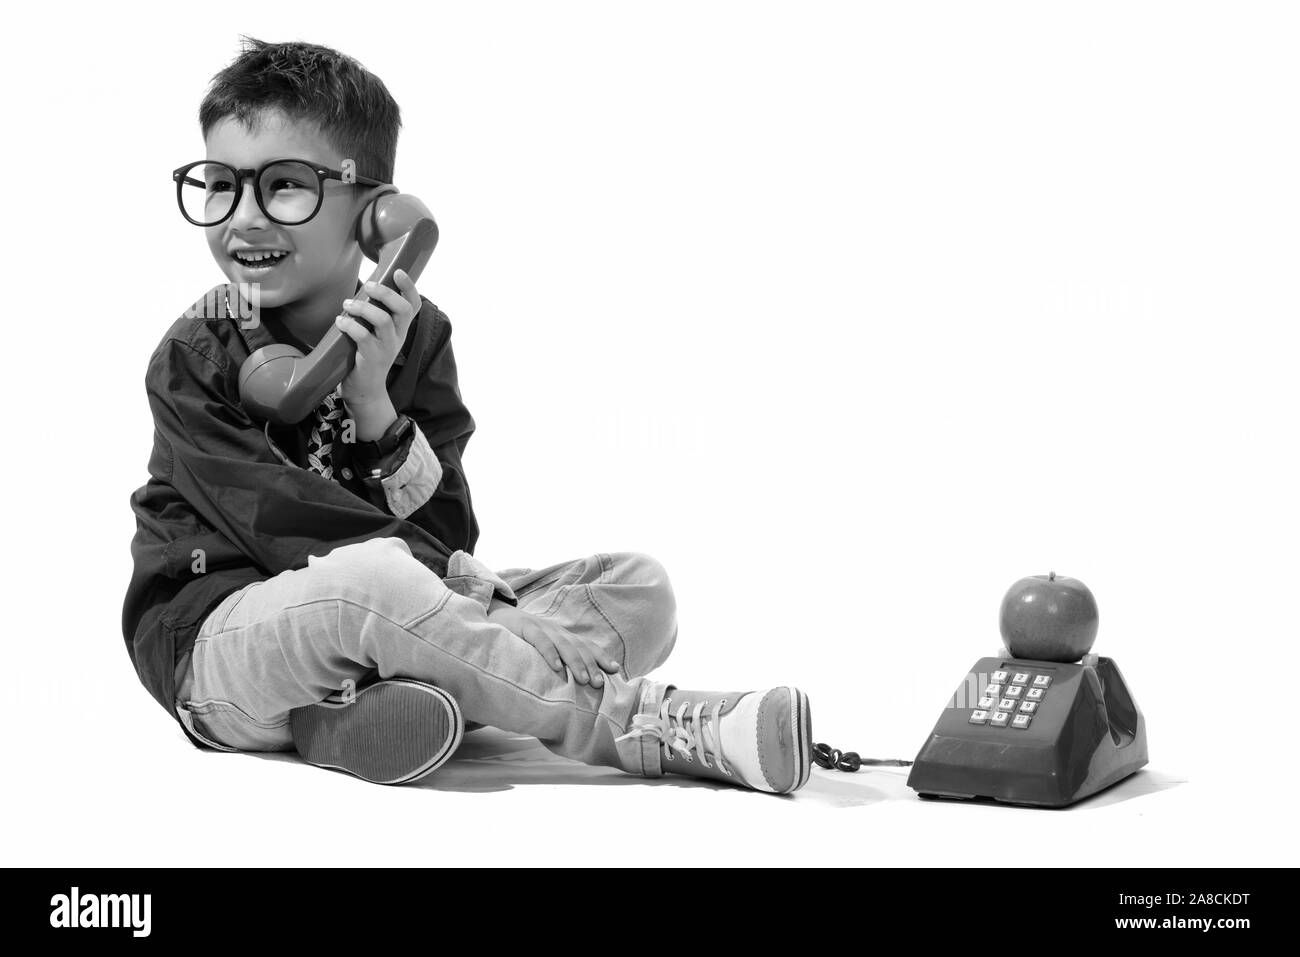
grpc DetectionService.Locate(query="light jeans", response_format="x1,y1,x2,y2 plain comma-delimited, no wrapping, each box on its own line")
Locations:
173,537,679,777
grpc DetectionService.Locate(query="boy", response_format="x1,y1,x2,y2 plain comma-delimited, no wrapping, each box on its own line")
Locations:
122,36,813,794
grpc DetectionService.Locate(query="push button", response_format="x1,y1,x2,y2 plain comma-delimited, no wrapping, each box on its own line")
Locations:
1032,675,1052,688
1005,685,1022,698
978,696,996,709
1019,701,1038,714
969,710,989,725
985,684,1003,698
998,698,1016,711
990,711,1010,727
1025,688,1044,701
991,671,1009,683
1012,672,1030,685
1011,713,1032,729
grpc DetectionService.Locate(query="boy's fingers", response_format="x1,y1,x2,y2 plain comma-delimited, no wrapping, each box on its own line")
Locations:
549,636,583,683
521,623,562,672
391,271,422,319
362,280,404,311
343,298,394,336
334,314,369,344
366,279,419,329
553,629,602,686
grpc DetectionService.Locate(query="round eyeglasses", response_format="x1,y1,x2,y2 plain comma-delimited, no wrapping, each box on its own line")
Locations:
172,158,388,227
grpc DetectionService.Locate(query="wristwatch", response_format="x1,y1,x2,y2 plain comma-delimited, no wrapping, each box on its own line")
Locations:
357,413,415,465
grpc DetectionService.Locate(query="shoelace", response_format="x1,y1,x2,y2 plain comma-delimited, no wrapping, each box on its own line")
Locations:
615,697,732,776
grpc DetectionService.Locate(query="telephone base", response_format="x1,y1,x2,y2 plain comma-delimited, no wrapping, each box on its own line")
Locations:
906,655,1148,809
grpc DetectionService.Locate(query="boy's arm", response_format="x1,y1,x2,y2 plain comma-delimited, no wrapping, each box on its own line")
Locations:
147,335,457,579
349,311,518,607
352,311,480,557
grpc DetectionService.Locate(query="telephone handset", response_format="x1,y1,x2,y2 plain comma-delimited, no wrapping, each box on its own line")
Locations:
238,188,440,426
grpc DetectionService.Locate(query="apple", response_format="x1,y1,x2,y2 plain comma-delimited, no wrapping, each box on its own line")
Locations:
999,571,1099,663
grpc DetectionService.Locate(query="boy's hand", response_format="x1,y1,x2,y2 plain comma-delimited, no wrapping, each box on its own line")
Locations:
486,598,622,688
335,269,421,409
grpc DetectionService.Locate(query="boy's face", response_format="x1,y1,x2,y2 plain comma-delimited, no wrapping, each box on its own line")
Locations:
201,108,369,317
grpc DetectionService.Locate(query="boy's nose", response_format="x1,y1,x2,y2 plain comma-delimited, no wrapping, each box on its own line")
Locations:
229,181,269,230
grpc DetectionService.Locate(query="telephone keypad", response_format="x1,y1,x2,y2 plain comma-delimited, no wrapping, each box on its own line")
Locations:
971,670,1055,728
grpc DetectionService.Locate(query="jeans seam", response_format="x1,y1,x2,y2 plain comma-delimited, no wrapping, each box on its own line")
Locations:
538,584,568,618
402,589,454,629
512,573,563,601
206,582,259,637
175,705,241,752
185,699,292,729
582,583,629,670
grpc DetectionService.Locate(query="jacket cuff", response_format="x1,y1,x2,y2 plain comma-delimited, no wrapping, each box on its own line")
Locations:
443,549,518,611
359,427,443,519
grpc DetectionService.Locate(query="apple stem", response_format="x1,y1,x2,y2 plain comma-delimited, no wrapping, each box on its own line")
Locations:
1049,570,1056,581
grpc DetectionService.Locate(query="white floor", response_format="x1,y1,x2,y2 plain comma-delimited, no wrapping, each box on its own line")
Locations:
9,707,1265,867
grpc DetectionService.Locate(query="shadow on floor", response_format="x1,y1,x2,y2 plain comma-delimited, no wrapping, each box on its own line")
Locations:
227,728,1182,807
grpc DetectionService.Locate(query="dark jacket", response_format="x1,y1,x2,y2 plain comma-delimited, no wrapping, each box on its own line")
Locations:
122,281,512,746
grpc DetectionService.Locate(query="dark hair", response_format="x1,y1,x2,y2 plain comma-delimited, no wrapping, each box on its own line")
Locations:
198,35,402,183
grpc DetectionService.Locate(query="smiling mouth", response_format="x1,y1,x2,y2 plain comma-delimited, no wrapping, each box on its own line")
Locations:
232,251,290,268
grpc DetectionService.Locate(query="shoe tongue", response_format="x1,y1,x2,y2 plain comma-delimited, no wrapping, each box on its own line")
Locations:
664,691,752,758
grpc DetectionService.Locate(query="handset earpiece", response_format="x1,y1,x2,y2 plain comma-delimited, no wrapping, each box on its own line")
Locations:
238,189,440,426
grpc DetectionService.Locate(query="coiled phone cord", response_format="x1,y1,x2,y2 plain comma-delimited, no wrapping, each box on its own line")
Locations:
812,740,912,772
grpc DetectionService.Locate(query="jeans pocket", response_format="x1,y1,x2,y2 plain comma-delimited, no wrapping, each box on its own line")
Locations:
441,574,495,611
183,702,292,752
175,701,241,752
447,549,518,603
199,582,261,640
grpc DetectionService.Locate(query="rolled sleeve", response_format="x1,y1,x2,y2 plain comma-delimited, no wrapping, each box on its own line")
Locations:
360,426,444,520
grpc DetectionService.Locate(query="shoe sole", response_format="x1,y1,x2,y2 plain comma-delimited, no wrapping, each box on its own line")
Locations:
289,679,463,786
788,686,813,793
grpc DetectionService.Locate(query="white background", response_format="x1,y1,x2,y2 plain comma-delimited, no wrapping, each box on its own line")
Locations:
2,0,1296,866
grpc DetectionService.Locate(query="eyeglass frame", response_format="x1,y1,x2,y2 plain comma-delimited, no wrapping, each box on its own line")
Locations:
171,157,390,227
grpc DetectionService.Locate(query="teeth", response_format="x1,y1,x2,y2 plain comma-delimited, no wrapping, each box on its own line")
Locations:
234,250,288,263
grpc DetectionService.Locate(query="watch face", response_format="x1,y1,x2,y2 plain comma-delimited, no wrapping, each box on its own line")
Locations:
376,415,413,455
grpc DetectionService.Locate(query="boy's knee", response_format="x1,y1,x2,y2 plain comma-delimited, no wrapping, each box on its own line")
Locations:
611,551,678,665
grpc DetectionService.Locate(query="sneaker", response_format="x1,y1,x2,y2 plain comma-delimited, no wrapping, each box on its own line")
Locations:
615,685,812,794
289,678,464,785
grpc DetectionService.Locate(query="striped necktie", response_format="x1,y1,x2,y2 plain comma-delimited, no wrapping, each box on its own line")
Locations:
306,386,347,480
